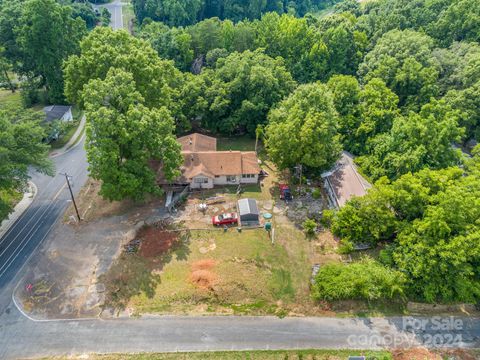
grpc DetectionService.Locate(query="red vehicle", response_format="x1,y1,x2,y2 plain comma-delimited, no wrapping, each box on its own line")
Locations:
279,184,293,201
212,212,238,226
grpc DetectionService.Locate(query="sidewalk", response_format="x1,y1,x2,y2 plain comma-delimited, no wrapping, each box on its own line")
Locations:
0,182,37,240
50,114,86,158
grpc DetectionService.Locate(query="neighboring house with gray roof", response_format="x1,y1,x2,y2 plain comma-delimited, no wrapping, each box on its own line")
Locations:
43,105,73,123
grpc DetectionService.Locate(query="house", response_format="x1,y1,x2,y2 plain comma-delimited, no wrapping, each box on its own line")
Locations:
237,198,260,226
43,105,73,123
158,133,261,189
321,152,371,209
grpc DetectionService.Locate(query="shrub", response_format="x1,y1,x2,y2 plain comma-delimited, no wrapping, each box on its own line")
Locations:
302,218,317,237
312,188,321,199
312,258,406,302
337,239,354,254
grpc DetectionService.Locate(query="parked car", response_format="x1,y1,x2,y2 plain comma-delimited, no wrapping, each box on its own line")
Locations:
212,212,238,226
279,184,292,201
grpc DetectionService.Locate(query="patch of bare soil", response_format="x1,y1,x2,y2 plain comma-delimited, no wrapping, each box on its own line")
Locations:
137,226,179,258
392,348,441,360
437,349,479,360
190,259,217,290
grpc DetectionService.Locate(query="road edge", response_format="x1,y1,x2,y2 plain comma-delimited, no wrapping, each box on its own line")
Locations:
0,182,37,241
50,114,86,159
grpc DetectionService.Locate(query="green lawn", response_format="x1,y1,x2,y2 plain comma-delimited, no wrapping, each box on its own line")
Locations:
0,89,22,108
38,350,393,360
117,225,312,316
217,136,256,151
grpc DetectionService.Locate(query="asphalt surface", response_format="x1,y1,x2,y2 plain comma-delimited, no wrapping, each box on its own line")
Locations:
0,136,89,314
93,0,124,30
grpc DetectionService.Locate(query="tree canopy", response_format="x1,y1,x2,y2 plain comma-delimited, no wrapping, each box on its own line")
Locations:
0,0,87,103
0,107,53,218
265,83,342,172
327,160,480,303
200,49,297,135
64,27,181,109
132,0,342,26
82,68,182,201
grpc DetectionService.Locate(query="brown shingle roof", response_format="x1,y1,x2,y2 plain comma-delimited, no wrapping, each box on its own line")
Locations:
177,133,217,152
155,133,260,185
181,151,260,180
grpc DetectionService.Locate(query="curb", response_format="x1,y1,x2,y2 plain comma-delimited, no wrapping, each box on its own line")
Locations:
0,181,37,241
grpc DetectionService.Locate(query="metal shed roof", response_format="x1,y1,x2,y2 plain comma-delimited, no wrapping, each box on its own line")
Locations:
237,198,259,216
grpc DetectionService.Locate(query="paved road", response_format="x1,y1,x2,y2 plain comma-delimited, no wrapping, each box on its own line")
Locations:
0,137,89,314
93,0,125,30
0,312,479,359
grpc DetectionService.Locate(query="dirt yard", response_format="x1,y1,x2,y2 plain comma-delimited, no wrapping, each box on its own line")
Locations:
16,180,171,319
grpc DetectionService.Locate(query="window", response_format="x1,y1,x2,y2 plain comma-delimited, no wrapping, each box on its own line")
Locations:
194,177,209,184
242,174,256,178
226,175,237,183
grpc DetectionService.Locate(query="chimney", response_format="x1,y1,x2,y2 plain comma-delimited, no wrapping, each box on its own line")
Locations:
189,137,193,145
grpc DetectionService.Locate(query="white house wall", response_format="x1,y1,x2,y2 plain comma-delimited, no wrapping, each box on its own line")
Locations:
190,177,214,189
62,108,73,122
190,174,259,189
240,174,258,184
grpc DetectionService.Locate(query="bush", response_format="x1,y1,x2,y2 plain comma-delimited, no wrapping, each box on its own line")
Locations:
320,209,335,228
312,188,321,199
302,218,317,237
337,239,354,254
312,258,406,302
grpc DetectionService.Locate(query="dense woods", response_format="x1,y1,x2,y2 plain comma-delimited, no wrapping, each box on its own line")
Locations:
132,0,340,26
1,0,480,304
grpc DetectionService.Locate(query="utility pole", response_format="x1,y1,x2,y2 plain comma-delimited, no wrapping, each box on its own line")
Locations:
60,172,81,222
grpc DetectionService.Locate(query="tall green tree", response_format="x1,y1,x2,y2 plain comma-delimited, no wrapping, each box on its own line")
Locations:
265,83,342,172
15,0,86,103
201,49,296,135
254,12,329,82
358,29,439,109
64,27,181,109
434,0,480,46
0,47,16,93
355,78,399,153
0,107,53,218
82,68,182,201
444,80,480,141
357,99,463,180
140,22,194,71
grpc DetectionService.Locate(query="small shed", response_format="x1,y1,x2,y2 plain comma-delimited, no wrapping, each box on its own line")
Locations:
237,198,259,226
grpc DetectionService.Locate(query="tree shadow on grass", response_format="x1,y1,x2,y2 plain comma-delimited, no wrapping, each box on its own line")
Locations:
101,228,191,311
